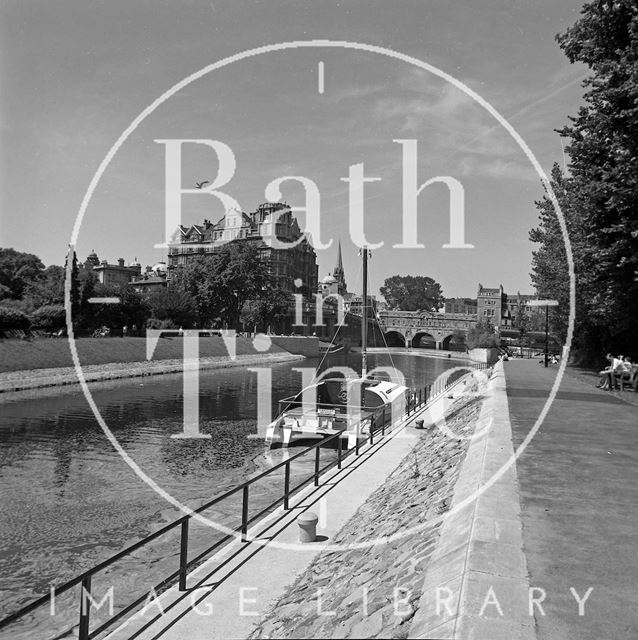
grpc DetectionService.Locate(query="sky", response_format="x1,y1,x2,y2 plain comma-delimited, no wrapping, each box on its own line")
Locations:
0,0,588,299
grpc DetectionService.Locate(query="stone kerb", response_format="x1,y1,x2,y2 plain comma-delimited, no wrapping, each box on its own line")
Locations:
410,361,535,640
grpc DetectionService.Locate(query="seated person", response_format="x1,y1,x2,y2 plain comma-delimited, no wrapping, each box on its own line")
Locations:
618,356,635,385
597,353,624,390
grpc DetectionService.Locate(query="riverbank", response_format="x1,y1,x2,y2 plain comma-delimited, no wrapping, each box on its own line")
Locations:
0,352,305,394
102,370,488,640
248,387,484,639
0,336,304,393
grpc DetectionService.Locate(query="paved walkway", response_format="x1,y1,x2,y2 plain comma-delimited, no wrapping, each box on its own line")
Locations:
503,360,638,640
104,391,463,640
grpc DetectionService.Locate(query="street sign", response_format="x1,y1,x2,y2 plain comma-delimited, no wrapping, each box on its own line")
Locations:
526,299,559,307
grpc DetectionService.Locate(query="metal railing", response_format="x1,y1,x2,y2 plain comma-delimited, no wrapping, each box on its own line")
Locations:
0,361,490,640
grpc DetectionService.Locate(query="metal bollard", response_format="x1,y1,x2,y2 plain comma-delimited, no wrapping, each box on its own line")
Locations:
297,511,319,543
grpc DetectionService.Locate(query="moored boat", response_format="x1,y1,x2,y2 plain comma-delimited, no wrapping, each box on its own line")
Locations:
267,246,409,448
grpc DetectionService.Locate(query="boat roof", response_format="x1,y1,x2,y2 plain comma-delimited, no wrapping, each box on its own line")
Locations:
309,376,408,400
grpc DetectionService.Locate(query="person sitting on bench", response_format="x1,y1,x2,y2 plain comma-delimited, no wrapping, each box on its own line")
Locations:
597,353,623,390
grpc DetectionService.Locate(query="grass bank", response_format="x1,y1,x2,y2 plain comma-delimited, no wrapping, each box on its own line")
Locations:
0,336,304,393
0,336,288,373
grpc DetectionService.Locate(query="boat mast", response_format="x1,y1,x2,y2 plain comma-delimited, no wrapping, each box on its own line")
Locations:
361,245,368,378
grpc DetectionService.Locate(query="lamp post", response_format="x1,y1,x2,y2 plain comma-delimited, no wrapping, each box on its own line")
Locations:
525,299,559,367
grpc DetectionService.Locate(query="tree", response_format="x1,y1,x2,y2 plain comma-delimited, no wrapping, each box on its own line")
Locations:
530,1,638,362
466,319,498,350
240,299,266,332
23,265,66,309
82,283,150,335
148,288,197,329
529,164,572,344
0,307,30,334
262,287,292,334
0,248,45,300
170,244,271,328
30,305,66,333
380,275,444,312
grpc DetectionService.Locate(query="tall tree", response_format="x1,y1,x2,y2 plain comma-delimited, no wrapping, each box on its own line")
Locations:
169,243,271,328
148,288,197,329
529,164,572,344
24,265,66,309
531,0,638,362
0,248,45,299
380,275,444,312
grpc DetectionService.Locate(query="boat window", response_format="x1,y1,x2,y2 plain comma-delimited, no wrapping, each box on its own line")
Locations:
363,388,384,408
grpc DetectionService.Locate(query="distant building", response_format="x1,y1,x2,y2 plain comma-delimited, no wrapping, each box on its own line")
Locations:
445,297,477,315
81,251,142,288
318,241,348,298
168,202,318,294
477,283,538,328
477,283,505,325
131,262,168,295
347,294,377,317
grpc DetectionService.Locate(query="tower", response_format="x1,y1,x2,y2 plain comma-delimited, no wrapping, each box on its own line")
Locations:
333,240,347,296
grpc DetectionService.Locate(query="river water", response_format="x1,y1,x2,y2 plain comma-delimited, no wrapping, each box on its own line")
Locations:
0,351,465,639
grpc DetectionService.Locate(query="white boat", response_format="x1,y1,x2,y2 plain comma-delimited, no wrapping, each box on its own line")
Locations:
266,247,410,448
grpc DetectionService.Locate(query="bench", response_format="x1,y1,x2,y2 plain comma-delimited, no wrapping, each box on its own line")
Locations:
617,366,638,392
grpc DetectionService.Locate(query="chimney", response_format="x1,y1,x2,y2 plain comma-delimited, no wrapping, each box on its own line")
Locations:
118,258,125,267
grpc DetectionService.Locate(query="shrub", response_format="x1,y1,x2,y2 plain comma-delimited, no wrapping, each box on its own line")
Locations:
467,319,499,350
0,306,31,334
146,317,177,330
30,304,66,332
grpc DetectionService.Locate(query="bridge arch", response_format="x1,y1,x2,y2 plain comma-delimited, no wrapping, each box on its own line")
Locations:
383,330,406,347
442,333,466,352
412,331,437,349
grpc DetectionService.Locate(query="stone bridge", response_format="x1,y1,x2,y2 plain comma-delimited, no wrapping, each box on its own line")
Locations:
377,309,476,350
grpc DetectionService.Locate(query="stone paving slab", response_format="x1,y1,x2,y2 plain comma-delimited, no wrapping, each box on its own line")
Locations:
504,360,638,640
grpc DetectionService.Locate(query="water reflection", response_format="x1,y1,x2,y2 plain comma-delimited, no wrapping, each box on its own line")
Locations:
0,352,464,638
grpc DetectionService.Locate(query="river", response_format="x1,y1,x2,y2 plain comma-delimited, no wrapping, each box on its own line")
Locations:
0,351,466,639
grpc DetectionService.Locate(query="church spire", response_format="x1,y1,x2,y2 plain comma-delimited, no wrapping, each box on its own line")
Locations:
335,240,344,273
333,240,347,294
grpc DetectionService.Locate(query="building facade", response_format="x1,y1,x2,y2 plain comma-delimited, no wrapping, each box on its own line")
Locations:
477,283,505,325
131,262,168,295
444,297,478,315
477,284,539,328
81,251,142,288
168,202,318,294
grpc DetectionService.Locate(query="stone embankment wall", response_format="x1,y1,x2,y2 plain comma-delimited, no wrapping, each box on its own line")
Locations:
270,336,320,357
468,347,499,364
0,336,303,393
249,390,485,640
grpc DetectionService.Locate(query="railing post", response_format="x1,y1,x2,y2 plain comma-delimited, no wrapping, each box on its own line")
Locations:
314,445,321,486
337,435,342,469
369,417,374,446
78,575,92,640
355,424,360,456
241,485,249,542
179,519,189,591
419,388,422,406
283,461,290,510
381,407,386,436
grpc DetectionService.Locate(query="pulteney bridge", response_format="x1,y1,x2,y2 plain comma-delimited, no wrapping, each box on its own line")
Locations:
377,309,476,350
